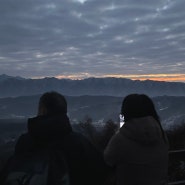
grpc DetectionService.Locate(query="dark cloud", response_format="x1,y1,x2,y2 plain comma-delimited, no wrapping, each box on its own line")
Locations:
0,0,184,79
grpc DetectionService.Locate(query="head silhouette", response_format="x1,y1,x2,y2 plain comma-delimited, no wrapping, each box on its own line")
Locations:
38,91,67,116
121,94,160,123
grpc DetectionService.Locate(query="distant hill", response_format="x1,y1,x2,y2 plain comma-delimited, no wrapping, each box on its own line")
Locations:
0,94,184,129
0,94,121,121
0,74,185,97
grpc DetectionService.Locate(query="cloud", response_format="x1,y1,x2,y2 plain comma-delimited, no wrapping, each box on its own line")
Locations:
0,0,184,80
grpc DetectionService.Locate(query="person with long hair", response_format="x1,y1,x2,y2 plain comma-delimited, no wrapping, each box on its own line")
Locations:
104,94,169,185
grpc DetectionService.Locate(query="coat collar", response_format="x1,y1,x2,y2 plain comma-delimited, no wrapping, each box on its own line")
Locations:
28,114,72,144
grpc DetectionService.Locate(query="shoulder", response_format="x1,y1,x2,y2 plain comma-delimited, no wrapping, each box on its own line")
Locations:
104,131,122,166
108,130,125,146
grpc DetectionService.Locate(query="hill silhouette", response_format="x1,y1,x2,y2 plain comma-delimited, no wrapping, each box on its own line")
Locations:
0,74,185,97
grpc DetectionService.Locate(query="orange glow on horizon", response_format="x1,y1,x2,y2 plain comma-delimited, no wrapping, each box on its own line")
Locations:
102,74,185,82
32,74,185,83
131,77,185,82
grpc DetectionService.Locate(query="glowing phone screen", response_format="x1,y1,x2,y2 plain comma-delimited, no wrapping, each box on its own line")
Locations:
119,114,124,127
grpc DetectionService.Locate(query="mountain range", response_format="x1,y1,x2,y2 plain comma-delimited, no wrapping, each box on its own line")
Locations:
0,74,185,97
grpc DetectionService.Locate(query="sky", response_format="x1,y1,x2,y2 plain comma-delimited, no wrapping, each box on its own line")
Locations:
0,0,185,82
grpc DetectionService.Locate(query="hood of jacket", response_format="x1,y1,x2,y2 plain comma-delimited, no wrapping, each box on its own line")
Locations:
120,116,164,146
27,114,72,144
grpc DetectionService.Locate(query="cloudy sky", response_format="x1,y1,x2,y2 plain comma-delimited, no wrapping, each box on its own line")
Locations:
0,0,185,82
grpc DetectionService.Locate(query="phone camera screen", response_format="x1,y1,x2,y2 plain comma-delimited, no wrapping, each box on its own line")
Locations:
119,114,124,127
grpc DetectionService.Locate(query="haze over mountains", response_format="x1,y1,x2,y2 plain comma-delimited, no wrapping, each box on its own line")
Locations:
0,74,185,97
0,74,185,129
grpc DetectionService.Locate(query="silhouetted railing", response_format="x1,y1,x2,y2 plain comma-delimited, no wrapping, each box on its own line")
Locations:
169,149,185,159
168,181,185,185
168,149,185,185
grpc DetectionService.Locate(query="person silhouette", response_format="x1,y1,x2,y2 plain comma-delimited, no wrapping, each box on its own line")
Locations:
1,91,108,185
104,94,169,185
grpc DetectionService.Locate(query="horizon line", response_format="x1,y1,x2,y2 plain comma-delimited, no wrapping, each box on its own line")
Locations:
1,73,185,83
35,73,185,83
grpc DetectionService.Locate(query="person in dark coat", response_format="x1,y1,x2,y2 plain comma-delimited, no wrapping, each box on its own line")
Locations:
104,94,169,185
1,92,107,185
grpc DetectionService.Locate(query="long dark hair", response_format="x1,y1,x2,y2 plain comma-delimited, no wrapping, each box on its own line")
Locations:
121,94,166,141
121,94,159,122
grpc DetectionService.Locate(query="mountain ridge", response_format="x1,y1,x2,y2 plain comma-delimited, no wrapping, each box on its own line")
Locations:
0,74,185,97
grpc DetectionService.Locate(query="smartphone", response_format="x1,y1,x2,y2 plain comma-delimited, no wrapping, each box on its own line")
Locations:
119,114,124,127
